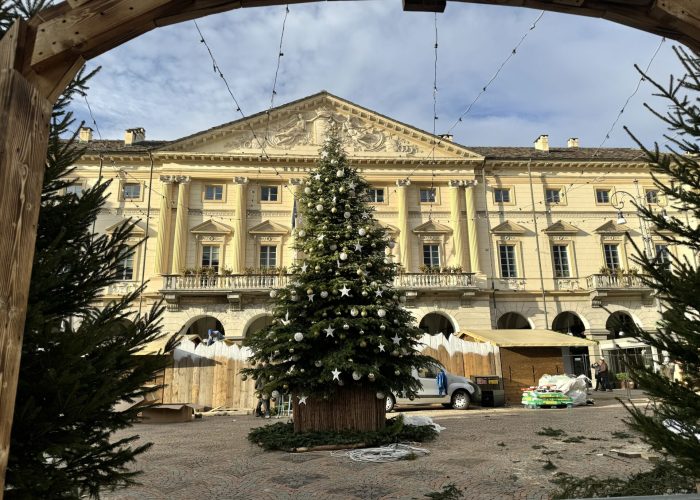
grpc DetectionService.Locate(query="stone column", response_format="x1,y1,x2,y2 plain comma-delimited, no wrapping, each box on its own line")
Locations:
464,180,481,274
289,178,303,263
396,179,412,272
171,176,191,274
153,175,175,275
230,177,248,274
448,180,469,270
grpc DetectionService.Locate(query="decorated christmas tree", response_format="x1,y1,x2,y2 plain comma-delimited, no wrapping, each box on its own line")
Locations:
242,127,431,432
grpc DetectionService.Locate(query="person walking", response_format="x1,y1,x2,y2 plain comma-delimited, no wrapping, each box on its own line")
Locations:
591,361,602,391
254,376,270,418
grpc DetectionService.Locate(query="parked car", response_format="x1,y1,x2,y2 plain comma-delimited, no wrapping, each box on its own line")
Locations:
386,362,481,412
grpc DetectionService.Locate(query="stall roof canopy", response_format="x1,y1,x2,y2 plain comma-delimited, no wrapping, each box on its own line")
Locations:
458,329,596,347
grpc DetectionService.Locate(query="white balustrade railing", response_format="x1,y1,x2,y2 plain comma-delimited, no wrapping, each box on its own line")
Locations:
162,272,477,292
586,273,647,289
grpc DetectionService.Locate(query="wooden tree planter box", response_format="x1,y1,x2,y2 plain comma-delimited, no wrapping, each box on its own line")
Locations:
292,385,386,433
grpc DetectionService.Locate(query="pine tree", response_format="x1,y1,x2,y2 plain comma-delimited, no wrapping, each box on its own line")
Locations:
621,46,700,479
242,129,431,432
3,9,171,497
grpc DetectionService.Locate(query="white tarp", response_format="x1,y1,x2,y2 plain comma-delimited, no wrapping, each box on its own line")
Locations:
538,374,590,406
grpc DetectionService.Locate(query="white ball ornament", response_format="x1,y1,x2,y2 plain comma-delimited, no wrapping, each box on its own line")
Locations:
352,371,362,381
304,187,311,194
331,207,337,213
299,230,306,238
339,252,348,261
395,369,401,376
330,244,338,251
368,372,376,382
320,291,329,298
377,308,387,318
380,324,386,331
376,392,385,400
351,307,359,317
344,212,351,219
388,241,396,249
316,204,324,212
358,228,367,237
336,169,344,177
343,323,350,330
272,390,280,398
314,360,323,367
270,290,278,298
294,332,304,342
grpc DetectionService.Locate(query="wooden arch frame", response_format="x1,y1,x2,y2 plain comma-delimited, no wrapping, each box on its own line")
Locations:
2,0,700,492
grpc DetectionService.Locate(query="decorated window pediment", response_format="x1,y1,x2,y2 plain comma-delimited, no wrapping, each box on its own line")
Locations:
595,220,626,235
543,220,581,235
412,220,452,235
248,220,290,236
375,221,400,236
491,220,527,235
190,219,232,235
105,220,146,238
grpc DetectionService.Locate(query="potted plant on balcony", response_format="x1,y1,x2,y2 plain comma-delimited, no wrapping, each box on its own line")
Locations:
616,372,635,389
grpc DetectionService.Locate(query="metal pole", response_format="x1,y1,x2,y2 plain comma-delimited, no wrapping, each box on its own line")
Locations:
527,159,549,328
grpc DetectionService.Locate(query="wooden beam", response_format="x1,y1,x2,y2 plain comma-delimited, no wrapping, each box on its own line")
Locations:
0,19,53,495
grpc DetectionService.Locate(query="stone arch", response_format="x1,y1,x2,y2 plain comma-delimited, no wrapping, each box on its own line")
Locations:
181,315,226,340
418,311,457,338
605,310,640,339
551,311,588,338
242,312,275,338
496,312,533,330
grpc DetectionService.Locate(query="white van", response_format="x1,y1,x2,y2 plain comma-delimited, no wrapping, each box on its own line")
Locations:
386,362,481,412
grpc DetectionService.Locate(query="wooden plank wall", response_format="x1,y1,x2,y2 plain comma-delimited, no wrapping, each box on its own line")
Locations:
499,347,564,404
159,334,499,410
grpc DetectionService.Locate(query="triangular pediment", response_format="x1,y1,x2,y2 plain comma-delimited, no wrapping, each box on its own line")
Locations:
412,220,452,234
649,224,673,235
105,220,146,236
162,92,482,161
374,221,400,235
544,220,581,234
595,220,626,234
249,220,290,236
190,219,232,235
491,220,527,235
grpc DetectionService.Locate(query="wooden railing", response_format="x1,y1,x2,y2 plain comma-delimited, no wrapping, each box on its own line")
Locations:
162,272,477,292
586,273,648,289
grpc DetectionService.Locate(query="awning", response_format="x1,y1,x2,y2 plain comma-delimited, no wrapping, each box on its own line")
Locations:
458,329,596,347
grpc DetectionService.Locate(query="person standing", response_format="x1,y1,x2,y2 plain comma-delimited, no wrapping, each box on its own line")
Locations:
591,361,602,391
254,376,270,418
598,358,612,391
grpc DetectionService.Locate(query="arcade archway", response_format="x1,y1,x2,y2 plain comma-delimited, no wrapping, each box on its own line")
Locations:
419,312,456,337
497,312,532,330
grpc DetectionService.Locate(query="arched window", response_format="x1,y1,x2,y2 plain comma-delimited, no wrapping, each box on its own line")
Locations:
244,315,274,338
186,316,225,340
419,312,455,337
551,312,586,338
496,312,531,329
606,311,636,339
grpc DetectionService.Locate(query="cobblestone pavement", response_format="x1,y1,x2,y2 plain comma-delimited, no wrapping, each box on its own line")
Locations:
105,391,653,500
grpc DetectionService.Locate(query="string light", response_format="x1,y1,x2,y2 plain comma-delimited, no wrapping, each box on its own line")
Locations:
429,12,439,222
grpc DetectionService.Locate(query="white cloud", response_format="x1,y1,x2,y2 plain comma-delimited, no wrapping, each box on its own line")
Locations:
71,2,684,149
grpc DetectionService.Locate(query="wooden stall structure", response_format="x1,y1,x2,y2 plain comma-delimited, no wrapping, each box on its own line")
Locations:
459,329,595,403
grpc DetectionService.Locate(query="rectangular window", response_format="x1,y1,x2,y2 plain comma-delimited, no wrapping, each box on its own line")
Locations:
419,188,436,203
655,244,670,266
552,245,571,278
596,189,610,204
368,188,385,203
116,254,134,280
545,188,561,204
499,244,518,278
204,184,223,201
646,189,659,204
260,245,277,268
604,244,620,271
261,186,278,202
66,184,83,197
122,182,141,200
494,188,511,203
422,244,440,267
201,245,220,272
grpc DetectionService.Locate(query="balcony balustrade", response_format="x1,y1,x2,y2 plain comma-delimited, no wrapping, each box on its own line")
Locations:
585,273,649,290
161,272,477,293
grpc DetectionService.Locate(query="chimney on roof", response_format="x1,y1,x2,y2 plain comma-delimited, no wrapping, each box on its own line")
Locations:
567,137,579,149
534,134,549,152
78,126,93,142
439,134,453,142
124,127,145,145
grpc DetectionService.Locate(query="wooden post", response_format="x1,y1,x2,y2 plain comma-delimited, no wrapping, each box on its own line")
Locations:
0,21,53,493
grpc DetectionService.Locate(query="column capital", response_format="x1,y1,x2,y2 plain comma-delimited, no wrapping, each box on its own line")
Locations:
448,180,463,187
463,179,478,188
288,178,303,186
159,175,178,183
233,176,249,185
174,175,191,184
396,179,411,187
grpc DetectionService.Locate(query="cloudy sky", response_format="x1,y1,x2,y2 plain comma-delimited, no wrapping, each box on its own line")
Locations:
70,1,684,149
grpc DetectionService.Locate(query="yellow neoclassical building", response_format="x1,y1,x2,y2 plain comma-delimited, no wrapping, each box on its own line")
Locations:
72,91,687,377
